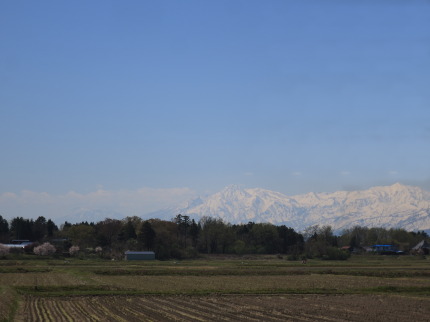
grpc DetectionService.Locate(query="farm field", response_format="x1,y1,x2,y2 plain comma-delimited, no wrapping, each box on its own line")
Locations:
1,255,430,321
15,294,430,322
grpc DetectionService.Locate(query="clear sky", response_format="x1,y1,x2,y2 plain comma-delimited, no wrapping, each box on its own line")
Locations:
1,1,430,220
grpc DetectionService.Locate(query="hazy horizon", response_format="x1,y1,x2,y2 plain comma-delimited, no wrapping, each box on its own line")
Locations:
1,182,429,225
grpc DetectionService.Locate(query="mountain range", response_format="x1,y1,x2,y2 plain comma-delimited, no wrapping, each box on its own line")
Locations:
58,183,430,234
151,183,430,233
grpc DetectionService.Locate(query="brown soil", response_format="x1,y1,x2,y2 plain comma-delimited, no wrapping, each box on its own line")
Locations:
16,294,430,321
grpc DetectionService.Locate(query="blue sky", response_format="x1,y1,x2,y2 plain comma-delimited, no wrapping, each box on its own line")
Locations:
1,1,430,220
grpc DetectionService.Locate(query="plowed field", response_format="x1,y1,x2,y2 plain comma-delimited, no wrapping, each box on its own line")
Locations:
90,273,430,293
17,294,430,321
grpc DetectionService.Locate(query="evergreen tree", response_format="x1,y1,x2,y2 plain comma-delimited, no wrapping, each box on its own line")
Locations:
119,220,137,241
10,217,34,240
138,221,156,250
0,215,9,243
46,219,58,237
189,219,200,248
174,214,191,247
33,216,47,241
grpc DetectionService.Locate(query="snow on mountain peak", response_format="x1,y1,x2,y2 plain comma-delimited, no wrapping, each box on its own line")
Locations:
174,183,430,233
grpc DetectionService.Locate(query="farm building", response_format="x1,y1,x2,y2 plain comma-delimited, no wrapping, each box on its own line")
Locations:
1,240,35,249
125,251,155,260
371,244,404,255
411,240,430,255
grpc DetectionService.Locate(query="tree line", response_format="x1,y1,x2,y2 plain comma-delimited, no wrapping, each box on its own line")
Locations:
0,214,428,260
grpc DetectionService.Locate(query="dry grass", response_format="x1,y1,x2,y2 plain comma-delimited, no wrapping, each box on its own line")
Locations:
89,273,430,294
0,272,89,288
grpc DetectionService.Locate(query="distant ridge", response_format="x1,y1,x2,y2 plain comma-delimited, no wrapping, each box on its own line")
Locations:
166,183,430,233
58,183,430,233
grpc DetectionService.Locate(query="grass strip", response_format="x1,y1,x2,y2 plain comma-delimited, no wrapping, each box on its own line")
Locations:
315,269,430,278
0,267,52,273
0,287,20,322
7,295,19,322
363,286,430,296
15,285,430,297
92,268,430,278
15,286,348,297
93,268,312,276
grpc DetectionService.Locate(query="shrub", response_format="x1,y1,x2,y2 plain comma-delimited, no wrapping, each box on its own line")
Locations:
0,244,9,258
322,247,350,260
33,242,56,256
183,247,199,259
287,254,299,261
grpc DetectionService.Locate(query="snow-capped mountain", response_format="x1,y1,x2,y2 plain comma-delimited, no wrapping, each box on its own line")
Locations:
171,183,430,233
55,183,430,233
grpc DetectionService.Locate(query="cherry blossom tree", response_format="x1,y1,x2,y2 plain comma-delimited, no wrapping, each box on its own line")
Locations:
34,242,56,256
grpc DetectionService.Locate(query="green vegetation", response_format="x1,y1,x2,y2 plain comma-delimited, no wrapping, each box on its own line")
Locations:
0,287,19,322
1,214,428,261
